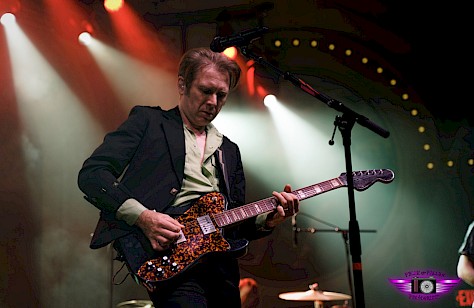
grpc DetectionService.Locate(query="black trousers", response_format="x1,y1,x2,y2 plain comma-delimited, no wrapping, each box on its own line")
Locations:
147,256,242,308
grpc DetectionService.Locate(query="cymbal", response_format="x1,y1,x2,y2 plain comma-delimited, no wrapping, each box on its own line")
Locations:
116,300,154,308
279,289,351,301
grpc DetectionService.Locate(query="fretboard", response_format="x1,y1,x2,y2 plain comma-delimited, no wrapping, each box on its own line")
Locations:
213,176,346,228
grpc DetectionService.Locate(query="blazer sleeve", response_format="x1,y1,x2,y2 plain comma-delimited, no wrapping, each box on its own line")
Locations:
77,106,152,213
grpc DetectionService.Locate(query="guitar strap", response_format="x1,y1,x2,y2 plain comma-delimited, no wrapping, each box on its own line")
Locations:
216,146,232,210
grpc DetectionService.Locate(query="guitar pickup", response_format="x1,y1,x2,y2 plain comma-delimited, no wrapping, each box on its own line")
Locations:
197,215,217,235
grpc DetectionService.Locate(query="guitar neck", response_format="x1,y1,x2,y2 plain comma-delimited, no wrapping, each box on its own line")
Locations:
213,176,346,228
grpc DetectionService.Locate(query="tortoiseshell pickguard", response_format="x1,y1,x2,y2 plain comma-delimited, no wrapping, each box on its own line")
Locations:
136,192,232,284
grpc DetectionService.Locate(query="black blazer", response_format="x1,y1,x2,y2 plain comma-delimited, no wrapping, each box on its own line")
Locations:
78,105,267,249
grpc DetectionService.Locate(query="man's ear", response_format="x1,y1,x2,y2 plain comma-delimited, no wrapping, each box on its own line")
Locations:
178,76,185,93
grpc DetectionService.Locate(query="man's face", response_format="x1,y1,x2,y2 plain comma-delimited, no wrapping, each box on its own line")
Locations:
179,65,230,132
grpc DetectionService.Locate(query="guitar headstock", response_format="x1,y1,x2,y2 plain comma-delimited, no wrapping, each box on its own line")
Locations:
340,169,395,191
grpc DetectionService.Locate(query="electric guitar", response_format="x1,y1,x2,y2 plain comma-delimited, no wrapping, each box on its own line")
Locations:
114,169,394,291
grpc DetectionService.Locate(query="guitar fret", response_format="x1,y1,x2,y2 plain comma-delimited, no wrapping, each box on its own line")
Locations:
294,178,343,201
230,210,238,222
237,208,245,219
319,183,333,191
243,206,253,216
224,213,231,224
215,199,279,227
231,211,242,221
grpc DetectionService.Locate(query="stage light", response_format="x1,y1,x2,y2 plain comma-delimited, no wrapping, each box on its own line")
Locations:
78,32,92,45
104,0,124,12
263,94,277,108
223,47,237,60
246,65,255,96
1,12,16,26
256,85,267,98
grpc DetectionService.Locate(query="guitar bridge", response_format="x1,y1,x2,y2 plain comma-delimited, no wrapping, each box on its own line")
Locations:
197,215,217,235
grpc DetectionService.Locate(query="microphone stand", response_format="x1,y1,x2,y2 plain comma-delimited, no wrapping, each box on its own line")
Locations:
239,46,390,308
294,213,377,306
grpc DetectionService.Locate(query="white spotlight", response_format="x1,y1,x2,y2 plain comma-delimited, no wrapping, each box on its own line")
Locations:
78,32,92,45
1,13,16,26
263,94,277,108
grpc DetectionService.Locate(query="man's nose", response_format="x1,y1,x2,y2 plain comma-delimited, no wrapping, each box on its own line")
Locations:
207,93,218,105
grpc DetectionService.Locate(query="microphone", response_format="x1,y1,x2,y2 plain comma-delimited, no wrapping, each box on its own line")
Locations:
292,214,298,247
210,26,269,52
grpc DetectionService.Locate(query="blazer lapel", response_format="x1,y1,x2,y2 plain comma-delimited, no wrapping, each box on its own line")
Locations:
162,107,185,184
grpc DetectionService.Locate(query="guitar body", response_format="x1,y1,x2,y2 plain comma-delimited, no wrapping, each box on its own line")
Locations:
115,192,248,290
